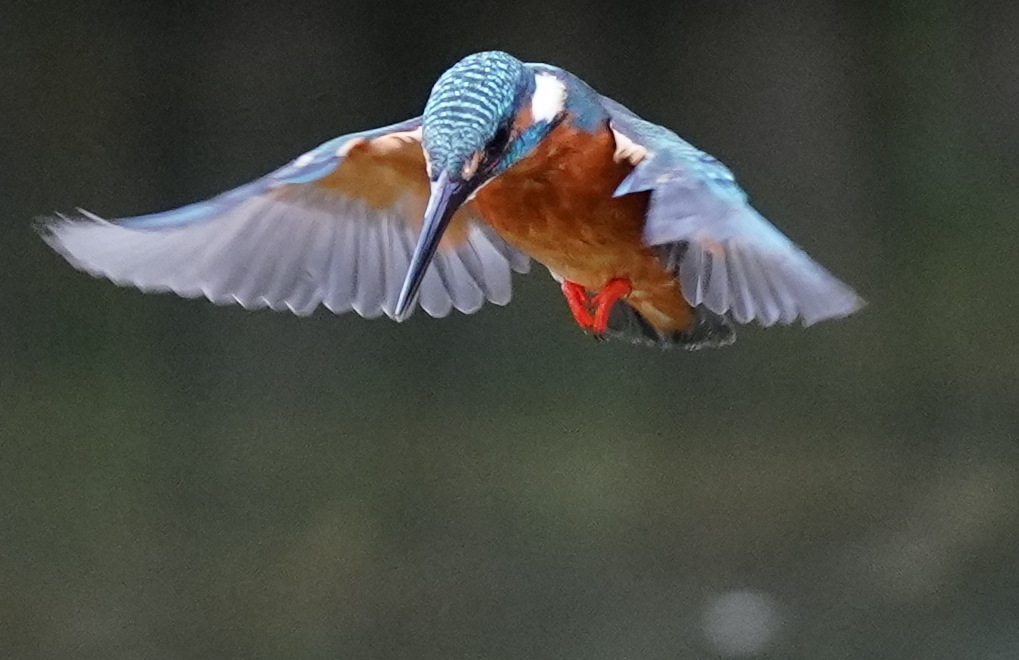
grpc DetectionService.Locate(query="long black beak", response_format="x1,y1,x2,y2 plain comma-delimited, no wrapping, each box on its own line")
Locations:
395,170,471,320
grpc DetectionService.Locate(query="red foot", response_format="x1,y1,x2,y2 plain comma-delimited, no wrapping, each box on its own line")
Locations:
559,278,633,336
561,281,593,329
591,278,632,334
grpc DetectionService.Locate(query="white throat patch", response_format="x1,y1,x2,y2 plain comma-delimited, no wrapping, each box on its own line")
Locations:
531,73,566,123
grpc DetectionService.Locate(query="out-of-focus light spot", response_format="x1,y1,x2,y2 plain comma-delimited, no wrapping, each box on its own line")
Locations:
701,589,782,657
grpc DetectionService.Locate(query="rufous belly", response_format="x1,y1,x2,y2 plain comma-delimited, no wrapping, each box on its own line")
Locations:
472,120,695,333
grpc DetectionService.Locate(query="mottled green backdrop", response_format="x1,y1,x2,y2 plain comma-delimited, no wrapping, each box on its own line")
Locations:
2,1,1017,658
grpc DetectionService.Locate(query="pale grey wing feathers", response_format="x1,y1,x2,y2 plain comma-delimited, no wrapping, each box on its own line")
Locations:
648,201,864,327
45,187,529,319
601,96,864,327
43,117,530,320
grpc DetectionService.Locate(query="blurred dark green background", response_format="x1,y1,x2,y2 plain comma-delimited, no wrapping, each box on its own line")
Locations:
2,0,1017,658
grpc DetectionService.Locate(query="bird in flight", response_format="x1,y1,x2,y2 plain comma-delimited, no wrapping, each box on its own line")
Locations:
43,51,863,349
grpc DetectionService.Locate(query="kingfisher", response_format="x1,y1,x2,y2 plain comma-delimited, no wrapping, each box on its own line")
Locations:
43,51,863,348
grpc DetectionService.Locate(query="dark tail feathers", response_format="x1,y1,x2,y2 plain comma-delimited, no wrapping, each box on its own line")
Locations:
604,301,735,350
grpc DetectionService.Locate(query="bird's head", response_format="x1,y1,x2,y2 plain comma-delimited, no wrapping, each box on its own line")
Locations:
395,51,567,318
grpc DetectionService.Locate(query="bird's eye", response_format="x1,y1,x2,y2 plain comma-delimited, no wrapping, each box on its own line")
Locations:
487,126,511,156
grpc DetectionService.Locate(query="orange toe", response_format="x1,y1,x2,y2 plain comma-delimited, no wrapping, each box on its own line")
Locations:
591,278,632,334
560,280,594,330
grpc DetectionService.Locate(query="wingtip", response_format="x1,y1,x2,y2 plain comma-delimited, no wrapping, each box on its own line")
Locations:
32,214,59,240
36,208,106,237
798,287,867,327
35,213,75,250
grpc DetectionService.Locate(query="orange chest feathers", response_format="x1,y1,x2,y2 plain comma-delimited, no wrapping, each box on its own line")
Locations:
472,119,698,333
471,120,653,288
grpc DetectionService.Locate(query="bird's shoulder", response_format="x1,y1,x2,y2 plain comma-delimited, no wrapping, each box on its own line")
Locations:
597,95,745,198
522,63,744,195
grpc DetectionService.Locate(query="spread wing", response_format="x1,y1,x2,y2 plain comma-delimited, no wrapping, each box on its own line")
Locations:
602,97,864,326
42,117,530,319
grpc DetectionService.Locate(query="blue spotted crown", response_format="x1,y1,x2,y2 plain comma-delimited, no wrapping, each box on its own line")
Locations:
422,52,528,180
